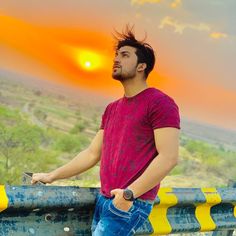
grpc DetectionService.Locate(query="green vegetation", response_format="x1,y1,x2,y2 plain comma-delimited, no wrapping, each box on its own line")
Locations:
53,133,88,153
181,136,236,180
0,106,57,184
168,135,236,187
0,104,91,184
0,76,236,187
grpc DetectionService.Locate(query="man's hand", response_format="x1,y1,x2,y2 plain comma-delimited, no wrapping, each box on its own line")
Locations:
110,189,133,212
31,173,54,185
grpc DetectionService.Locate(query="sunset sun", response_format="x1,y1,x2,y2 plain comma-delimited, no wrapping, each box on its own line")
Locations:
77,50,102,71
61,44,110,73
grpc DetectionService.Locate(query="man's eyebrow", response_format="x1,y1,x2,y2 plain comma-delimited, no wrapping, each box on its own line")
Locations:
120,51,130,54
115,50,130,55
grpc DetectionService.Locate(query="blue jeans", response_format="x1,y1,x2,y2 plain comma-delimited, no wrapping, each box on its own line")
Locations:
91,193,153,236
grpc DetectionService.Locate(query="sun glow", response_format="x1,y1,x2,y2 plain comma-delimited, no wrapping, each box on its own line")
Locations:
77,49,103,71
60,44,111,73
85,61,91,68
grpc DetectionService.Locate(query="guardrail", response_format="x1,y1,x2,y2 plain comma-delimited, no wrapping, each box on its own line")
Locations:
0,185,236,235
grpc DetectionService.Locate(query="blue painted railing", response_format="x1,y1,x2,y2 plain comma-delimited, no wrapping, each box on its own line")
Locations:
0,185,236,235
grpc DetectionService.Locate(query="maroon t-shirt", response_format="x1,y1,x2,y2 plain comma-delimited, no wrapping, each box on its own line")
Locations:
100,87,180,200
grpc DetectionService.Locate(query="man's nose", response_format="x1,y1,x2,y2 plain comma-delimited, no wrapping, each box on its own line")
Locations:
113,55,120,63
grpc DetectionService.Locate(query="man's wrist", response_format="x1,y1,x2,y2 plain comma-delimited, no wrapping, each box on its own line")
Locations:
48,171,57,183
123,188,135,201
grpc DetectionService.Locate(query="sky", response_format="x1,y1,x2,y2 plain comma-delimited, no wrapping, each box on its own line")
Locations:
0,0,236,131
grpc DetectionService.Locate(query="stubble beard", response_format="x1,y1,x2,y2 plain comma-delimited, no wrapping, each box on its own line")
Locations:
112,67,136,81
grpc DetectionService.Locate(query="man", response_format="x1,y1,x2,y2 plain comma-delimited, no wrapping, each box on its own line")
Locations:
32,26,180,235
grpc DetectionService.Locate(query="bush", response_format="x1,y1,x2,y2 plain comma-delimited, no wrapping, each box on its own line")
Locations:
54,134,82,153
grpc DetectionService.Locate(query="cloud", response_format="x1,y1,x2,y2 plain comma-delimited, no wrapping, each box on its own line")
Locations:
210,32,228,39
159,16,210,34
131,0,162,5
170,0,182,8
131,0,182,8
159,16,229,40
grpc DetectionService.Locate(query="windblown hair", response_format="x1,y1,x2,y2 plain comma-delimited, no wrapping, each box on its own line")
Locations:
113,25,156,78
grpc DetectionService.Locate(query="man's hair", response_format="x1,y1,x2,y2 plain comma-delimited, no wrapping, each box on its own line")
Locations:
113,25,156,78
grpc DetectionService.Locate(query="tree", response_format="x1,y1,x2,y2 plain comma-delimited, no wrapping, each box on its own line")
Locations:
0,117,60,184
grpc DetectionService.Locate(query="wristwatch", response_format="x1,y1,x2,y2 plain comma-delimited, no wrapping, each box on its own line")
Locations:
123,189,135,201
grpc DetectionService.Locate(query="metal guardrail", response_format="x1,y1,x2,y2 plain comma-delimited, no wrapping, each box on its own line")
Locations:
0,185,236,235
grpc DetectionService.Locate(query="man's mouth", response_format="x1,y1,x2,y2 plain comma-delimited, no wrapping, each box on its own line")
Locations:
113,65,121,70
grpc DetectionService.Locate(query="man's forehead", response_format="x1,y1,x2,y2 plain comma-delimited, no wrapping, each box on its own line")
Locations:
117,46,136,53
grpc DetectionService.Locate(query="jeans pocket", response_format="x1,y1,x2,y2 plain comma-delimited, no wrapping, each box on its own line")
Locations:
108,201,133,218
130,214,147,234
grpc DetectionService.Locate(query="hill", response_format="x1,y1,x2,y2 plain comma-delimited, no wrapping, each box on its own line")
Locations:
0,70,235,187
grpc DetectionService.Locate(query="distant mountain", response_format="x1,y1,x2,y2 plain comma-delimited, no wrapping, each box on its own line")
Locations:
181,118,236,151
0,69,110,107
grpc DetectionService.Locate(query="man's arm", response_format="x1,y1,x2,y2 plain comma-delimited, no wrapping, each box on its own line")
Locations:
111,127,179,209
32,129,104,184
127,127,180,198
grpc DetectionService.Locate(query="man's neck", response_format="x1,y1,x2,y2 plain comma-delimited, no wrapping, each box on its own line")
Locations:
122,79,148,98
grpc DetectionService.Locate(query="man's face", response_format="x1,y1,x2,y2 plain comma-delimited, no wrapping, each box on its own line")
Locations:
112,46,139,81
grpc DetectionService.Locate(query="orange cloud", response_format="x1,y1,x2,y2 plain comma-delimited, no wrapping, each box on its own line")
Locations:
0,14,116,93
210,32,228,39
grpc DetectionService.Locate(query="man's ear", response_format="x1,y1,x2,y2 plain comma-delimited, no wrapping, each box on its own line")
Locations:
137,63,147,72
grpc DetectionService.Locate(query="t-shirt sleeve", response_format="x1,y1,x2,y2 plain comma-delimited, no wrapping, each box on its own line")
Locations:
148,96,181,130
100,104,111,129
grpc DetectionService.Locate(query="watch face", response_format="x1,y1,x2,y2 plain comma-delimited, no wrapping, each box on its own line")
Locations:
124,189,133,200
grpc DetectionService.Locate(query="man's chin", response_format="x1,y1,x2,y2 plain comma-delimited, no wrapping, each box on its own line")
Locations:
112,74,124,81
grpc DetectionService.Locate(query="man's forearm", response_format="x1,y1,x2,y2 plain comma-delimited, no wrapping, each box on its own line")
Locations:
49,148,99,182
128,153,178,198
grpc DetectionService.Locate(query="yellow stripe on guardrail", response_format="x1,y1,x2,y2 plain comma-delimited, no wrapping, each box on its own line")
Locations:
195,188,221,231
234,203,236,218
0,185,8,212
149,187,178,235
